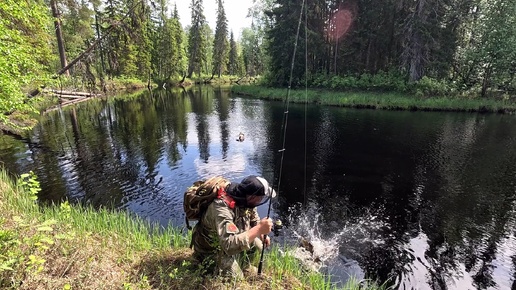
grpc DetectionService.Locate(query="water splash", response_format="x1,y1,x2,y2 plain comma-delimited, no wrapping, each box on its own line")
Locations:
286,207,342,270
279,202,388,284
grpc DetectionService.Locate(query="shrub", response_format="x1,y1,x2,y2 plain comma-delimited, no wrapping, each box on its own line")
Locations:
414,76,452,97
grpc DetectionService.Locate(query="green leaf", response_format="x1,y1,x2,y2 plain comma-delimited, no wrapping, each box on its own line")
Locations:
39,237,54,245
36,226,53,232
40,219,57,226
0,264,14,271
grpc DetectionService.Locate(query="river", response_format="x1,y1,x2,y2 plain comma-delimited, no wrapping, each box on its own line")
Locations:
1,86,516,289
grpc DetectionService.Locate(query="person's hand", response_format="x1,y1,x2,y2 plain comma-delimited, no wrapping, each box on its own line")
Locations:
248,218,273,242
258,217,273,235
263,235,271,247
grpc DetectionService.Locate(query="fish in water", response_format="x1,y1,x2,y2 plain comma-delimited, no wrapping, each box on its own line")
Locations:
300,237,321,263
236,132,245,142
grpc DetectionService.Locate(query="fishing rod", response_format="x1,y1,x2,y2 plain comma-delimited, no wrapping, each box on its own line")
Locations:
258,0,307,275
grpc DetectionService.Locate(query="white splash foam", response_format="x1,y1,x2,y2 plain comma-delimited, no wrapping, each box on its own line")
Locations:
282,202,388,275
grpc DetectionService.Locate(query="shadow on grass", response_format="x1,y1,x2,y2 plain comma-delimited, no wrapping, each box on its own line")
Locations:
136,248,213,289
135,248,285,290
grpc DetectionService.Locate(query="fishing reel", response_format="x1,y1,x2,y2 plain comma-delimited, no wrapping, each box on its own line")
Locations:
273,219,283,236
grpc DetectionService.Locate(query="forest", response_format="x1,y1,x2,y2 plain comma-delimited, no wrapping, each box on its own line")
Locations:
1,0,515,127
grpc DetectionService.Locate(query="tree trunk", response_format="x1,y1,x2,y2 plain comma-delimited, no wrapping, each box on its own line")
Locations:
481,65,492,98
403,0,427,82
187,47,197,78
53,25,115,78
95,13,106,75
334,40,338,75
50,0,69,77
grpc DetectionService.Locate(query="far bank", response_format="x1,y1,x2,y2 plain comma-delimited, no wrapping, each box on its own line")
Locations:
231,85,516,114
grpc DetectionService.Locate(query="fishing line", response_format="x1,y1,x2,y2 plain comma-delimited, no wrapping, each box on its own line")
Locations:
303,0,308,207
258,0,307,275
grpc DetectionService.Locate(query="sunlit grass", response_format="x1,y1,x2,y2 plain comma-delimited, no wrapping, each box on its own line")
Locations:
231,85,516,113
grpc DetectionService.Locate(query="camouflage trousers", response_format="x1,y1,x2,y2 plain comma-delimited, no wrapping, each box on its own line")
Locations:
196,237,263,279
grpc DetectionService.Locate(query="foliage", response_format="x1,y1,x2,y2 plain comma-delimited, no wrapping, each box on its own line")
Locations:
241,26,266,77
19,171,41,200
151,1,187,84
454,0,516,97
187,0,208,78
310,71,411,93
228,32,244,76
97,0,152,80
264,0,305,86
245,0,272,77
0,171,54,287
262,0,516,97
59,0,96,60
3,0,515,125
107,75,148,90
413,76,453,97
211,0,229,77
0,0,53,125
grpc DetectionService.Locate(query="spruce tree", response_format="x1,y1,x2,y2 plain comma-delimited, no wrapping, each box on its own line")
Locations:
150,0,186,83
187,0,208,78
212,0,229,77
172,5,187,78
265,0,306,86
228,31,239,76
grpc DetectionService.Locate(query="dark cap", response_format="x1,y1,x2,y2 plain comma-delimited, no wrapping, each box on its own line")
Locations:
227,175,276,207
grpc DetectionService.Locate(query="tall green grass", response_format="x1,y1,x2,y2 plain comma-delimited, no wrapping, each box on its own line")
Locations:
43,202,190,250
231,85,516,113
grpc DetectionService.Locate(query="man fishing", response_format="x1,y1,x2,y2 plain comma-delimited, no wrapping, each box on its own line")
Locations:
190,175,276,278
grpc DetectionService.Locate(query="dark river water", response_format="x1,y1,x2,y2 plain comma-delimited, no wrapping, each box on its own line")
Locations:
1,86,516,290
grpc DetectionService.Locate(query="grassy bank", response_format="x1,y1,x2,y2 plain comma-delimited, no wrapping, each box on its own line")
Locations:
0,168,387,290
231,85,516,114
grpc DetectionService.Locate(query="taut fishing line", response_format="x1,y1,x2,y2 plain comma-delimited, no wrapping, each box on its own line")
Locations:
258,0,307,275
303,0,308,207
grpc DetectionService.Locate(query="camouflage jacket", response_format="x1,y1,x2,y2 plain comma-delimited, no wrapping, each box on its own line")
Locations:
192,198,260,257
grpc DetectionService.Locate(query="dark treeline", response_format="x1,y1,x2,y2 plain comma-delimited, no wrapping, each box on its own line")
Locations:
265,0,516,97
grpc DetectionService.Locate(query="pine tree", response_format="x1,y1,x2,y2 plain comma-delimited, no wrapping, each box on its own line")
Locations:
228,31,239,75
103,0,125,76
204,24,214,75
172,5,187,78
265,0,306,86
187,0,208,78
100,0,152,79
49,0,69,76
151,2,187,83
212,0,229,77
129,0,152,80
61,0,96,59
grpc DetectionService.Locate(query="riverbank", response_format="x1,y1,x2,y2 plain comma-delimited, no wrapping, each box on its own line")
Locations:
231,85,516,114
0,77,150,138
0,168,385,290
1,76,260,137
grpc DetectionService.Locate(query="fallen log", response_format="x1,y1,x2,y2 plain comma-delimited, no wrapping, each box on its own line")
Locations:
45,96,96,113
57,94,87,99
235,74,249,85
49,89,99,97
61,97,93,106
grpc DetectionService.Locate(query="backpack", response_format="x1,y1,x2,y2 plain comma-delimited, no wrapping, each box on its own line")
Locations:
183,176,230,229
